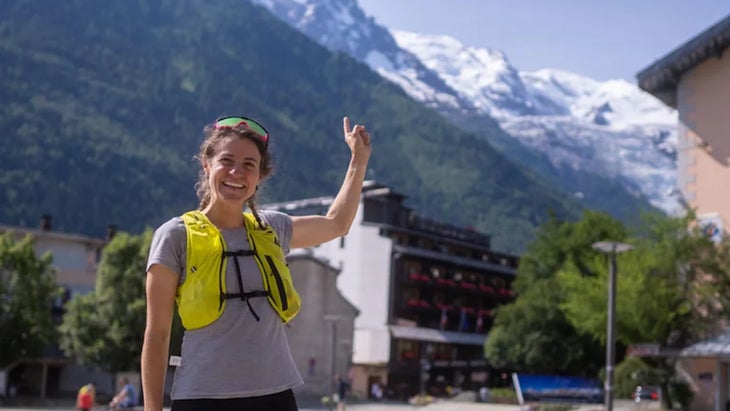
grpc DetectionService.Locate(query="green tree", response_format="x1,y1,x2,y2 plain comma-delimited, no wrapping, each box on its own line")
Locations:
560,211,730,351
485,211,626,375
0,232,59,367
485,278,604,375
59,230,152,373
559,211,730,408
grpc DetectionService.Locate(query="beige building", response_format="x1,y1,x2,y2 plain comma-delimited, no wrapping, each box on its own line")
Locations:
677,330,730,411
637,13,730,411
638,14,730,240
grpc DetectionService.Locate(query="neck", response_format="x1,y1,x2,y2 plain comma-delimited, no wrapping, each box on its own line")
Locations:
202,202,245,229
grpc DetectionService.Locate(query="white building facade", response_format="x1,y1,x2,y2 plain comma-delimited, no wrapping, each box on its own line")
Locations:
266,181,519,399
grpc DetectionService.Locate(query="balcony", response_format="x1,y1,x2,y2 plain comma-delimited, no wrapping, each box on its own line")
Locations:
478,284,495,294
434,277,457,288
477,309,492,318
403,298,432,313
404,272,432,284
496,288,516,299
434,303,454,313
459,307,476,316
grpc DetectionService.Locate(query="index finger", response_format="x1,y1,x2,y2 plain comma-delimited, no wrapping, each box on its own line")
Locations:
343,116,350,135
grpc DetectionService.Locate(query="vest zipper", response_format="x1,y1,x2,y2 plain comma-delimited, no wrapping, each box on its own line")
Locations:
265,255,288,311
218,235,227,310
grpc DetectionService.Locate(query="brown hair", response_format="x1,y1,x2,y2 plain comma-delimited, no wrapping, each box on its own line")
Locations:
194,124,273,228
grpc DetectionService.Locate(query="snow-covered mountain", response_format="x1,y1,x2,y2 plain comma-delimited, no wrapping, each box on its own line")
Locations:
251,0,679,214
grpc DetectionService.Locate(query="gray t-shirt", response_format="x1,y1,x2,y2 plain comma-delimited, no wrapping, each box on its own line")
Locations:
147,210,302,400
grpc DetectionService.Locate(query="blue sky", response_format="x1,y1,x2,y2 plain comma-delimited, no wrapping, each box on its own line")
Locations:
357,0,729,82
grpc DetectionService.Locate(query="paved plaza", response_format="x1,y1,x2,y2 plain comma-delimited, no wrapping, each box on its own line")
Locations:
1,398,657,411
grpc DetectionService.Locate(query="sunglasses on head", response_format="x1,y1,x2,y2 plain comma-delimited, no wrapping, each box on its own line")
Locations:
214,116,269,147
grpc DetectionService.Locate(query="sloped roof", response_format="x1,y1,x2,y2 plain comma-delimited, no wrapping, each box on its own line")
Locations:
681,328,730,358
390,325,486,346
393,244,516,276
0,224,107,247
637,14,730,108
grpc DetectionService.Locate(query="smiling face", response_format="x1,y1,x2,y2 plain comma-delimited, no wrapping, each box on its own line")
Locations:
203,136,263,206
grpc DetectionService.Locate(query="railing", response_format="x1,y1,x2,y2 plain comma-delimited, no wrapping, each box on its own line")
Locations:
406,215,491,246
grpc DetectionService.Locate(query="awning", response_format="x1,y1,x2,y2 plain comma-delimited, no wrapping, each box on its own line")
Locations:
681,328,730,358
389,325,487,346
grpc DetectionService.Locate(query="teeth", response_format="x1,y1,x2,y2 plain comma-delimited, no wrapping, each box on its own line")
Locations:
223,182,244,188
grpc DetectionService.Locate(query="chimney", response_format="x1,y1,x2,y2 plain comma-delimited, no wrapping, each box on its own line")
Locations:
40,214,52,231
106,224,118,241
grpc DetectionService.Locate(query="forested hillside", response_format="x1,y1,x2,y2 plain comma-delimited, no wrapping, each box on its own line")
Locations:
0,0,581,252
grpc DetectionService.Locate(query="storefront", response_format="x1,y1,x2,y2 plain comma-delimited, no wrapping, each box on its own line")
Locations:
678,330,730,411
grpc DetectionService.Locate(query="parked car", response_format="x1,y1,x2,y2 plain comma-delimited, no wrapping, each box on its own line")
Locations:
632,385,661,403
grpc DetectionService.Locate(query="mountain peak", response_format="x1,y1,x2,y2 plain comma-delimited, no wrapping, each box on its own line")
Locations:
253,0,680,215
392,30,536,117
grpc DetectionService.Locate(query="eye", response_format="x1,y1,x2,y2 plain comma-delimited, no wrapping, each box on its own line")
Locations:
244,160,258,169
219,157,234,166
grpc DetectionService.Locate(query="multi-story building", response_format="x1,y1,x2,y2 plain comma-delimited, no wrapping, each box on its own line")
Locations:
266,181,519,399
637,14,730,241
637,14,730,411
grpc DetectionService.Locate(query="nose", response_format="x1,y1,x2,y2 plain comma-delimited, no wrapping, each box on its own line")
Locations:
229,165,245,176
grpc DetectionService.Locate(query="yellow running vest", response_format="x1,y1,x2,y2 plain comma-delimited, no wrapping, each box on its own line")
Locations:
177,210,301,330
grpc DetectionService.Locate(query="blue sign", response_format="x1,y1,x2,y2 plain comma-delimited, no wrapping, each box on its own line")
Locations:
512,373,604,404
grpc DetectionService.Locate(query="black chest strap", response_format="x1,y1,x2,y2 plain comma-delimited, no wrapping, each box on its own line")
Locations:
220,249,268,321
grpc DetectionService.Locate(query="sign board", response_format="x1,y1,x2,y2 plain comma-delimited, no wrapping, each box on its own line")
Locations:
512,373,604,405
627,343,660,357
698,213,723,244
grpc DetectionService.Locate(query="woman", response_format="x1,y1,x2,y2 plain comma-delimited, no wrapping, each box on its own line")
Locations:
141,115,371,411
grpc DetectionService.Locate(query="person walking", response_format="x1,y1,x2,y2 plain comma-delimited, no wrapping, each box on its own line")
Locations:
335,374,351,411
76,382,95,411
141,115,372,411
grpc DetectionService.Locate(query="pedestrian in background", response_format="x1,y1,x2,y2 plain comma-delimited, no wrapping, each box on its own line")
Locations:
109,377,138,410
76,382,95,411
335,373,351,411
370,381,383,401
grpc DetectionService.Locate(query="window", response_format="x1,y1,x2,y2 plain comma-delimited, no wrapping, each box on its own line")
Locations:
397,340,418,361
405,260,422,274
403,288,420,301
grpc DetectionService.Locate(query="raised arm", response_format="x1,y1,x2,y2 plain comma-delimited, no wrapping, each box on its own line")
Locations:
290,116,372,249
141,264,178,411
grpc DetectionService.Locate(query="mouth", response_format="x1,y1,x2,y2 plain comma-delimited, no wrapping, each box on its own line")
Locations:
222,181,245,189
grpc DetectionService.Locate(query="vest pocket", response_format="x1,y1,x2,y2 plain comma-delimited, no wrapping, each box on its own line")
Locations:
265,255,288,310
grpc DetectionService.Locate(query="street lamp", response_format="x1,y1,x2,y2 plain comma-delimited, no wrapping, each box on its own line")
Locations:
323,314,343,411
592,241,633,411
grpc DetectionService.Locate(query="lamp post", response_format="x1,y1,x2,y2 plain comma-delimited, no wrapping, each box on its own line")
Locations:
324,314,342,411
592,241,633,411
